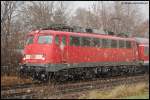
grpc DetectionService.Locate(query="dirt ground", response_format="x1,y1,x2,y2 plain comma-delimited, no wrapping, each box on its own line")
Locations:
1,75,32,86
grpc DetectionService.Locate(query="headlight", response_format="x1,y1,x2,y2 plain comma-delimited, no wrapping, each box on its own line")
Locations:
23,54,45,60
26,55,31,59
23,57,26,60
35,54,45,60
36,54,43,59
23,54,31,60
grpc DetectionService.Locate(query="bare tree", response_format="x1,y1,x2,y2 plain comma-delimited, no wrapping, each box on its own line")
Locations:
70,1,112,30
69,7,98,28
1,1,17,42
1,1,17,55
89,1,143,36
20,1,55,29
109,1,143,36
53,1,70,24
134,20,149,37
1,1,23,74
20,1,70,30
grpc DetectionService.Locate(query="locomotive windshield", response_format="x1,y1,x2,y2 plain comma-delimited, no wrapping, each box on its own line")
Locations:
38,35,53,44
26,35,34,45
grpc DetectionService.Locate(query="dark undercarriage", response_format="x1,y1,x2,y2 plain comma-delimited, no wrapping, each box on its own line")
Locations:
19,62,148,82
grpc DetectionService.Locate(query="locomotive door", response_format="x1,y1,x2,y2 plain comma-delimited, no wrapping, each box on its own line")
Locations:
59,35,68,63
132,42,138,61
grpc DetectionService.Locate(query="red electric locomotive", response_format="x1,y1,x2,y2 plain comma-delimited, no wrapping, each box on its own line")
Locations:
19,28,149,81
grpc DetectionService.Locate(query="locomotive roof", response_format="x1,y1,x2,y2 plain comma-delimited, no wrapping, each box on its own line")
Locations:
28,30,135,41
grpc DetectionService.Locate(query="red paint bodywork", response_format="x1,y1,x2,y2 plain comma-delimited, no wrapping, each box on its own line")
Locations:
137,44,149,62
22,30,142,65
134,37,149,64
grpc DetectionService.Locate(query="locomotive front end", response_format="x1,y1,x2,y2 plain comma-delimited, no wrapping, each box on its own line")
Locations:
19,30,55,81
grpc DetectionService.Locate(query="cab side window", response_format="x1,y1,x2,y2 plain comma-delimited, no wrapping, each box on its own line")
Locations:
70,36,80,46
126,41,131,48
55,35,59,45
93,38,100,47
62,36,66,45
111,39,117,48
119,40,125,48
81,37,91,47
102,39,109,48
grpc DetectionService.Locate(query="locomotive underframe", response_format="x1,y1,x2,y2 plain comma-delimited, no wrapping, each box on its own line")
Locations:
20,61,141,72
19,61,148,82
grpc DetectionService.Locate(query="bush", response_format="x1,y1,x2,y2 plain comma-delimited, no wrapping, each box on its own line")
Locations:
1,47,23,76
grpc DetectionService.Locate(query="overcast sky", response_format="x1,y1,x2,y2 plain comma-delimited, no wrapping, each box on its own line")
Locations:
70,1,149,21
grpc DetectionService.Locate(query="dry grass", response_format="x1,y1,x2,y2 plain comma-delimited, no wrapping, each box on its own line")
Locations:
1,75,32,86
79,82,149,99
34,83,58,99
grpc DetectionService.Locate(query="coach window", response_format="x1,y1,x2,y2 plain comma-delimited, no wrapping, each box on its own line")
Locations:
126,41,131,48
111,39,117,48
93,38,100,47
119,40,125,48
70,36,80,46
81,37,91,47
55,35,59,45
26,35,34,45
102,39,109,48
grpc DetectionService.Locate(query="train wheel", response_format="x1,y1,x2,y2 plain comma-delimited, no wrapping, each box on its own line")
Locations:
38,72,49,82
54,71,69,83
85,69,95,80
54,75,68,83
19,69,29,79
48,72,55,82
32,72,38,81
19,71,27,79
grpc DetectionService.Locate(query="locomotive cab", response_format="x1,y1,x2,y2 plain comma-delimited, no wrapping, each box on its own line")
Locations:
20,30,68,81
22,31,54,63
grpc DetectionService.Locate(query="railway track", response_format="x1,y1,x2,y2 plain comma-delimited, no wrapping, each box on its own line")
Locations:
1,82,40,91
51,74,149,98
1,74,149,99
1,92,36,99
1,82,48,99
